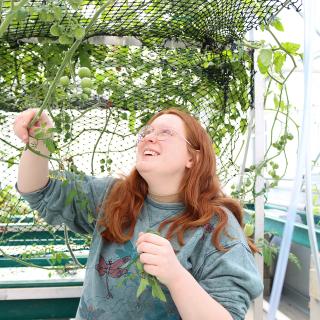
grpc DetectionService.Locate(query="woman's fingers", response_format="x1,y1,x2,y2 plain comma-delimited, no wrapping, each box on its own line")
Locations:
136,232,167,247
13,112,32,142
13,109,53,143
139,252,159,266
137,241,163,255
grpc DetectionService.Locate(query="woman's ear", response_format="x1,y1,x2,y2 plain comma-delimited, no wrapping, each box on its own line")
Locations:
186,150,199,168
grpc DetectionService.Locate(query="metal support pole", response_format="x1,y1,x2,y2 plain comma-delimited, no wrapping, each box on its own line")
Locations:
253,49,265,320
267,0,317,318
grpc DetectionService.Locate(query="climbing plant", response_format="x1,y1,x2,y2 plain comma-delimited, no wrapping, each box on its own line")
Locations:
0,0,302,278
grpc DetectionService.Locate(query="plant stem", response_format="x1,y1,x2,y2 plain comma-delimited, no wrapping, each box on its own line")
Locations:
266,26,297,68
0,0,29,37
63,225,85,268
0,137,22,150
264,108,299,129
25,143,62,163
91,109,111,175
28,0,115,128
0,0,4,19
0,247,65,270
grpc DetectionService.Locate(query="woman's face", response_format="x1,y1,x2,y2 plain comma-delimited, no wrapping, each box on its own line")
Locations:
136,114,193,179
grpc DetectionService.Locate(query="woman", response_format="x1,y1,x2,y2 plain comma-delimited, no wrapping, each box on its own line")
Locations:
13,107,263,320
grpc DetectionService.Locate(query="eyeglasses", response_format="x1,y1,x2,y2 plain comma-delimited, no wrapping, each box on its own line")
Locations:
137,125,192,146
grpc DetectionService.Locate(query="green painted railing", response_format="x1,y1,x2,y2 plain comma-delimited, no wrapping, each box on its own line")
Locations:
244,204,320,248
1,228,88,246
0,299,80,320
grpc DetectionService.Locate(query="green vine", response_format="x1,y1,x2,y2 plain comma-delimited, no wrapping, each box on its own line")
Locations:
231,17,303,204
0,2,305,281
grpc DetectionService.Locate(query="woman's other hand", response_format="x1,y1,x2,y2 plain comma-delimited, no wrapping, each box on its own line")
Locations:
136,232,185,287
13,108,53,144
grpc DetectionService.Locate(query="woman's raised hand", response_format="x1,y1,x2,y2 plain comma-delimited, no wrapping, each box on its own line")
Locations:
13,108,53,144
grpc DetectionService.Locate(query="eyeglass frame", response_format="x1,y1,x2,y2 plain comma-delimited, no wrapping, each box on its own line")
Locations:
137,125,192,146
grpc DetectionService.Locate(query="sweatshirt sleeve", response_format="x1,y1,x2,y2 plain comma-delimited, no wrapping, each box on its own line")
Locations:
197,241,263,320
16,171,116,235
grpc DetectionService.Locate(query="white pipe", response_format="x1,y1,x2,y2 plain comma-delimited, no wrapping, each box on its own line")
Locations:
253,45,265,320
237,108,254,192
0,286,82,300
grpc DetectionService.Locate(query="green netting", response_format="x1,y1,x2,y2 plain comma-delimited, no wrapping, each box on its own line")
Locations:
0,0,300,269
0,46,254,264
1,0,301,48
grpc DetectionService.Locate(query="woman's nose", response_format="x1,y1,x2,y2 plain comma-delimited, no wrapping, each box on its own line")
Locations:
145,132,157,142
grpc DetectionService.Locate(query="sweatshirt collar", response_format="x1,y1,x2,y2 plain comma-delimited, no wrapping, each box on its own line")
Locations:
145,195,185,227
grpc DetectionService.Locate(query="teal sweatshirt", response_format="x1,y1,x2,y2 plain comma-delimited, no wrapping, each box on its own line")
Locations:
18,171,263,320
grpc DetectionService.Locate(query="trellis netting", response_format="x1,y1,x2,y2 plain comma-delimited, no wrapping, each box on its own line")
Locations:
0,0,301,269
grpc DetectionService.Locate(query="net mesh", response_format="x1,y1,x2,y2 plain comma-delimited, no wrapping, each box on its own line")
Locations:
0,0,301,269
1,0,301,48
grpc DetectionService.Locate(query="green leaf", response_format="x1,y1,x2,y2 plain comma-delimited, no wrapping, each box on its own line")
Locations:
271,18,284,32
273,95,286,111
263,246,272,267
137,278,149,298
7,157,16,168
79,198,88,209
88,211,95,224
129,109,136,133
68,0,82,10
78,46,92,68
288,252,301,269
149,277,166,302
273,52,286,74
120,112,128,120
145,229,161,236
15,8,28,21
257,49,273,74
52,6,63,21
44,138,56,153
135,261,143,273
281,42,300,54
65,189,77,206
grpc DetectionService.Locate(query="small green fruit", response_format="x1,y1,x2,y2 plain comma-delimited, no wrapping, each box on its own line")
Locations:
74,27,85,40
78,67,92,79
244,223,254,237
80,77,93,89
82,87,92,95
50,24,60,37
59,76,70,87
81,93,89,100
58,35,73,45
68,0,82,10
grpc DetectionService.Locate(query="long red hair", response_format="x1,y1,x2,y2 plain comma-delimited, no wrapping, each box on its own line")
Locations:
99,108,258,253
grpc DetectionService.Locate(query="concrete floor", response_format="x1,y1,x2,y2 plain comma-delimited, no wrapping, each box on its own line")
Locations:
246,296,309,320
